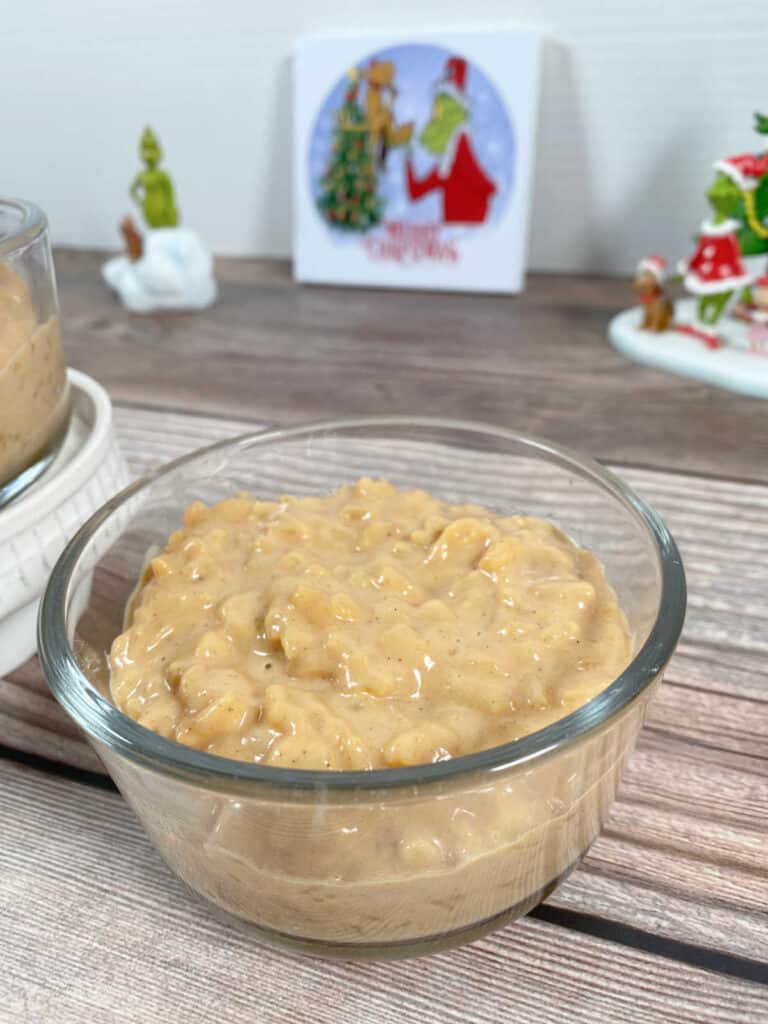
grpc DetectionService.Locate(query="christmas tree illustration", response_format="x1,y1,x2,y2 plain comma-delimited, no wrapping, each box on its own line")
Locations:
317,72,383,232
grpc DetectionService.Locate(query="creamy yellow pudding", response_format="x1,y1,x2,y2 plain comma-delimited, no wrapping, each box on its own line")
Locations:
110,478,631,769
105,477,642,946
0,264,68,488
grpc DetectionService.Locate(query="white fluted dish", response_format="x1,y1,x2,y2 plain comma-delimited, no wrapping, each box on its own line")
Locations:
0,369,128,676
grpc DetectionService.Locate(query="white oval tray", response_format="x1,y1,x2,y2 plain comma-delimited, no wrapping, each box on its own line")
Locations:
0,369,129,676
608,300,768,399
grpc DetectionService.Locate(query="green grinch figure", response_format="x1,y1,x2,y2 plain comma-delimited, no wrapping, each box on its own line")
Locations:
130,126,179,229
677,111,768,345
707,112,768,260
610,113,768,396
103,125,217,312
405,56,496,224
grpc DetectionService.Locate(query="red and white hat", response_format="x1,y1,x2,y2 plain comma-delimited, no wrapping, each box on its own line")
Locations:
637,254,666,282
436,56,469,109
714,152,768,190
682,219,752,296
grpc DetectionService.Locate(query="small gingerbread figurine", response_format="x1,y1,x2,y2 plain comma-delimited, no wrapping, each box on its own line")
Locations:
633,255,674,332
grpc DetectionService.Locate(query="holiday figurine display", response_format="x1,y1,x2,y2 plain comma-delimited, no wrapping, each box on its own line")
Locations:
102,127,217,313
609,111,768,398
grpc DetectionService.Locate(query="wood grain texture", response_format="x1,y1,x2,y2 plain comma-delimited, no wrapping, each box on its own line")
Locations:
2,404,767,966
55,250,768,484
3,258,768,1016
1,758,765,1024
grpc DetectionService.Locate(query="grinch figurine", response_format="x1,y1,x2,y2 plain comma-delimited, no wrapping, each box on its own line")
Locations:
608,111,768,398
102,126,217,313
676,114,768,346
129,126,179,229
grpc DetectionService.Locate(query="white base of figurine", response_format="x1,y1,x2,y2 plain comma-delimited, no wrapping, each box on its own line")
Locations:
102,227,217,313
609,299,768,399
0,370,129,676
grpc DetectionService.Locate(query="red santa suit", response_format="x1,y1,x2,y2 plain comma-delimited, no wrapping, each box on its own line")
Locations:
406,129,496,223
405,57,496,224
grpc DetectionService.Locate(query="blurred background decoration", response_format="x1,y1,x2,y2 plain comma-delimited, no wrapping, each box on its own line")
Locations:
101,127,217,312
608,112,768,398
294,30,539,292
4,1,765,275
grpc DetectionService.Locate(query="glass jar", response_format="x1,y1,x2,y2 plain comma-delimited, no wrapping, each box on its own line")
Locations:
0,198,69,506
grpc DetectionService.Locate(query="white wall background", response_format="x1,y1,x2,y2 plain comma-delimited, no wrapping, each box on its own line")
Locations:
4,1,766,274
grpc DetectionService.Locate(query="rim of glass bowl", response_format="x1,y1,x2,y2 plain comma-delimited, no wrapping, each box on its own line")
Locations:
39,416,686,793
0,197,47,259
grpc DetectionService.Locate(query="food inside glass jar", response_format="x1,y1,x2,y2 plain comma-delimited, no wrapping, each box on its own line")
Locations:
0,264,68,488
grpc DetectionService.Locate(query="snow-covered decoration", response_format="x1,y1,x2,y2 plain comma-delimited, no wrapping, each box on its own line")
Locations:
102,228,217,313
609,111,768,396
609,300,768,399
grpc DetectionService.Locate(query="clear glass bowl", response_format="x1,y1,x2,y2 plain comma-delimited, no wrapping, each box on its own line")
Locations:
0,198,69,506
39,418,686,959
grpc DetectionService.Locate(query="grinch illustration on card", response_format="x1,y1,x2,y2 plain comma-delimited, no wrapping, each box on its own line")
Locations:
294,30,540,293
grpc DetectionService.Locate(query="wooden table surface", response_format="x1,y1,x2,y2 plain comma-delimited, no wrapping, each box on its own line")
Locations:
1,251,766,1022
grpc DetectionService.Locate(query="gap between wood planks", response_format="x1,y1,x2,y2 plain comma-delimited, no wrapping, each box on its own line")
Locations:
1,739,765,988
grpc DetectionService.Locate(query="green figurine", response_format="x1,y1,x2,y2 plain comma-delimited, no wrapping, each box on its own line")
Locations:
678,111,768,344
706,112,768,261
130,126,180,229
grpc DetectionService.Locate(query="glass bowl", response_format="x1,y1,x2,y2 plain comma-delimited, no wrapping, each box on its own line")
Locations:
39,417,686,959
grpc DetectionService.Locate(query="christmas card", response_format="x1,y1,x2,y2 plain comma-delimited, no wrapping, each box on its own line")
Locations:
293,28,540,293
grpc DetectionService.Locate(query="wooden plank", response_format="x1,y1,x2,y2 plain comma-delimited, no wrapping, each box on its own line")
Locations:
55,249,768,485
0,758,764,1024
3,404,768,959
556,743,768,962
